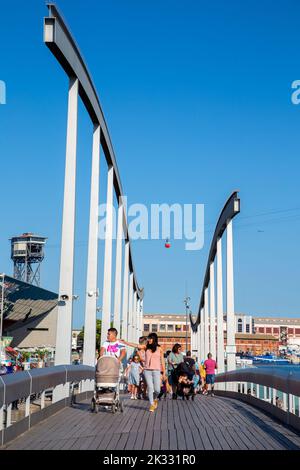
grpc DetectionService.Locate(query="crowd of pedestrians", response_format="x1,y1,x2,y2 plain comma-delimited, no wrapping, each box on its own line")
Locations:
99,328,218,413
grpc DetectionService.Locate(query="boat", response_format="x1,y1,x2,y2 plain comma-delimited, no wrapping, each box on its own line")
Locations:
252,354,290,365
236,357,253,366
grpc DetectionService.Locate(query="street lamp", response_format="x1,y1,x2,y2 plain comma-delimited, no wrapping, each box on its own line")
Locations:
184,296,191,354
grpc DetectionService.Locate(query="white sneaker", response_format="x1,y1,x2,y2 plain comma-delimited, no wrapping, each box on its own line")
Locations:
130,395,134,400
134,396,137,400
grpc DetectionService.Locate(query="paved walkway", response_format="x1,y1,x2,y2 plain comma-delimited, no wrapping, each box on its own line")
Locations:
3,395,300,450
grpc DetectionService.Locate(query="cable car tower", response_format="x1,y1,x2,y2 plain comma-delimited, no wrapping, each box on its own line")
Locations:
10,233,47,286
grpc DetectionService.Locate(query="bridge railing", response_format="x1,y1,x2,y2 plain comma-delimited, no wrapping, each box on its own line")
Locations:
0,365,94,446
215,366,300,432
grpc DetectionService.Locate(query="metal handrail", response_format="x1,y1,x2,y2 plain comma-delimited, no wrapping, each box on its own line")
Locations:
215,366,300,397
0,365,94,407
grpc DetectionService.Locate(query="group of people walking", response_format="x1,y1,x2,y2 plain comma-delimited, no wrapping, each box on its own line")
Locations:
100,328,217,413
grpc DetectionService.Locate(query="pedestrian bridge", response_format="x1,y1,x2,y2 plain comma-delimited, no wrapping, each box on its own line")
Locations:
1,4,300,452
1,366,300,450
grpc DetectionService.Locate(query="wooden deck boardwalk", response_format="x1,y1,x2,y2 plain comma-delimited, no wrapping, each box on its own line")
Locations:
3,395,300,450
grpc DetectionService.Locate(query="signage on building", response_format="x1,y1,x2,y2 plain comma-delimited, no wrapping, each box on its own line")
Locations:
0,336,13,348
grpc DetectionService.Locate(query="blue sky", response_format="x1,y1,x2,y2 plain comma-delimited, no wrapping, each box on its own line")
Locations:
1,0,300,328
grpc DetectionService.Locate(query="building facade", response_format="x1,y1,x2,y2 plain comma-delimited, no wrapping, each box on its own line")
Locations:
143,313,291,356
254,317,300,347
143,314,191,353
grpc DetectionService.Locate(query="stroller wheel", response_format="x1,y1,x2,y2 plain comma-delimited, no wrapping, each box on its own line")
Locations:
120,401,124,413
192,394,195,401
112,404,116,414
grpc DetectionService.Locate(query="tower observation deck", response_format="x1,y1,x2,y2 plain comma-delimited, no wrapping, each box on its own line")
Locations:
10,233,47,287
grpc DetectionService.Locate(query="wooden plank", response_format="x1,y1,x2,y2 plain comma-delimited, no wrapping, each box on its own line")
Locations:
153,400,163,431
168,429,178,450
197,427,213,450
225,426,249,450
151,429,161,450
133,430,146,450
205,426,222,450
220,427,241,450
167,398,175,430
211,427,231,450
114,432,130,450
60,438,80,450
184,428,195,450
125,431,138,450
160,429,169,450
176,427,186,450
142,427,154,450
177,401,190,430
172,400,183,430
105,432,122,450
97,432,116,450
191,427,205,450
160,399,168,431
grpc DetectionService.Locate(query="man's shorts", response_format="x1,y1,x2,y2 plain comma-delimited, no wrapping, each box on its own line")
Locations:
206,374,215,385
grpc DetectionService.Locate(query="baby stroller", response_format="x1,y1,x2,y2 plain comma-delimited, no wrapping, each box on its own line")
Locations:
91,356,124,414
174,362,195,400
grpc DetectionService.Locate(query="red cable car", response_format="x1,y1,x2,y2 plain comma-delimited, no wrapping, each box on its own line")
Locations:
165,238,171,248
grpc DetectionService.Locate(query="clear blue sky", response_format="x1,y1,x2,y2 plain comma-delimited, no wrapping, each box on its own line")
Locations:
1,0,300,328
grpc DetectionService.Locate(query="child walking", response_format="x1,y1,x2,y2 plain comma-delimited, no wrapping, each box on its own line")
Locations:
128,355,143,399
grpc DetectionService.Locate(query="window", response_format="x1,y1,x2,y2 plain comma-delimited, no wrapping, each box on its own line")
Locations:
273,328,279,334
246,324,250,333
258,327,264,333
295,329,300,335
160,324,166,331
152,324,158,332
175,325,181,332
144,324,150,332
266,328,272,334
288,328,294,335
183,325,189,331
167,324,174,332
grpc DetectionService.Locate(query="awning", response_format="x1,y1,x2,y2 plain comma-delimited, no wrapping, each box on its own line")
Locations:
5,346,19,357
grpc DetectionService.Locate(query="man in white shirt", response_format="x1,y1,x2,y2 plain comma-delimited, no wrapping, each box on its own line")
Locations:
99,328,126,363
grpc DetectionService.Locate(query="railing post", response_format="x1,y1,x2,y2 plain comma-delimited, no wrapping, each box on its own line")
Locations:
200,308,204,361
204,288,209,358
100,166,114,346
121,241,129,340
133,290,137,342
209,262,216,360
272,388,276,406
25,396,30,417
113,200,124,335
55,76,79,367
0,405,3,432
53,77,79,403
128,273,134,341
216,237,225,374
6,403,12,428
283,393,288,412
226,219,236,392
83,124,101,370
289,394,295,415
197,325,201,361
41,391,45,410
